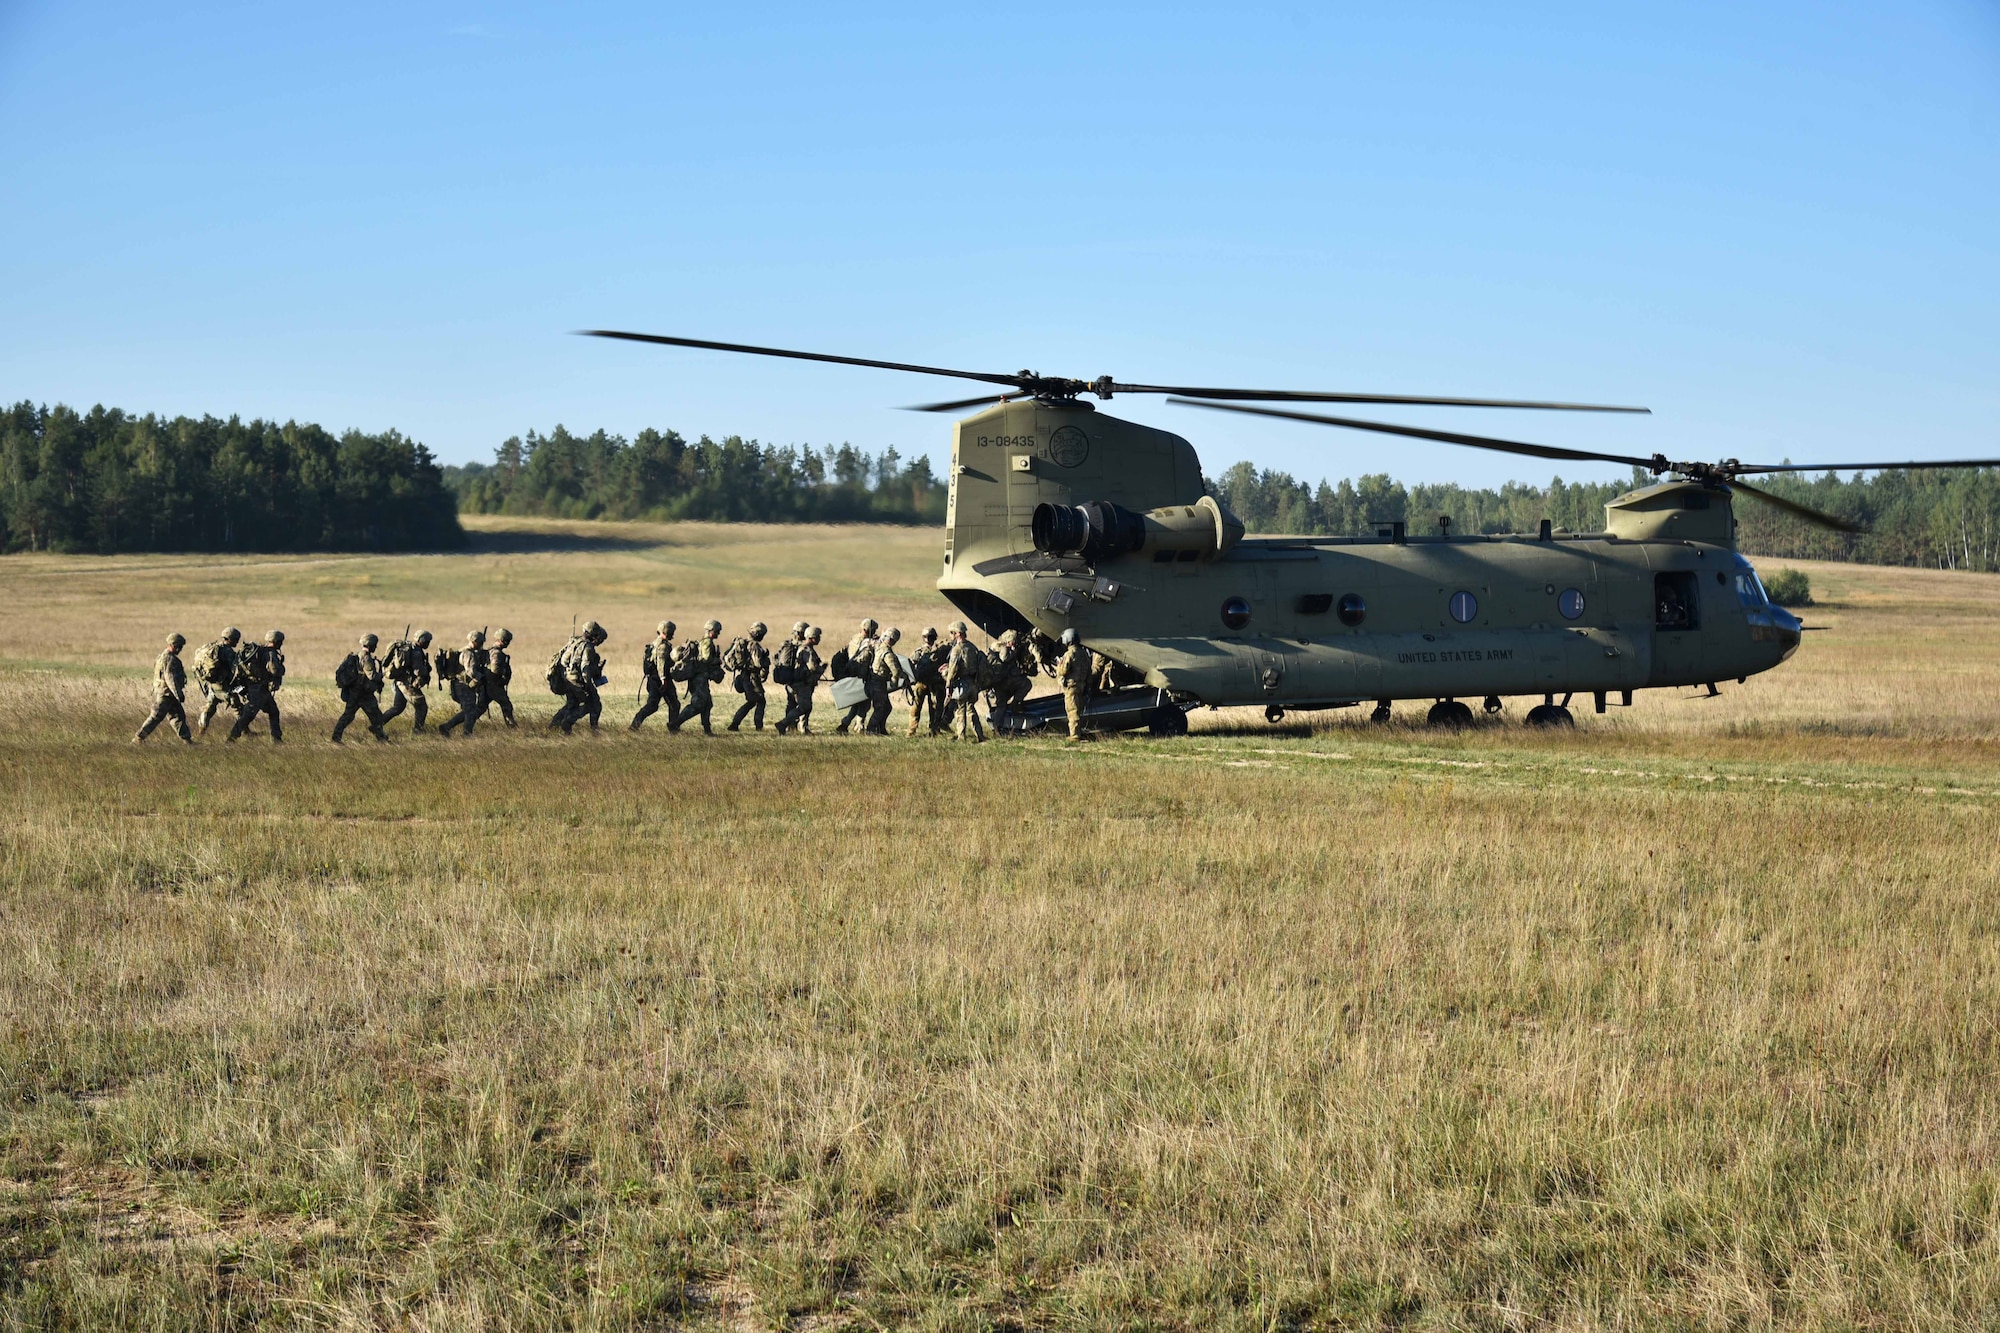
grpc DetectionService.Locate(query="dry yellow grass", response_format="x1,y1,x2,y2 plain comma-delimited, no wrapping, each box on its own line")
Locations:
2,521,1998,1329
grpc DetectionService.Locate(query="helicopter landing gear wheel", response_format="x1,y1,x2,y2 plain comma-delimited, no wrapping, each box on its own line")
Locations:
1370,700,1392,723
1482,695,1504,716
1525,704,1575,728
1264,704,1285,724
1426,700,1476,729
1147,703,1189,737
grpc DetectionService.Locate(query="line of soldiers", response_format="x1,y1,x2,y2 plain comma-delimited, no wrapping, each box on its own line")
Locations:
135,616,1106,745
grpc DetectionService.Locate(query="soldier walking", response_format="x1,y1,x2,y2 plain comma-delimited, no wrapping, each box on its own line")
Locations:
550,621,608,733
944,621,987,743
869,627,908,734
479,628,517,726
331,633,390,743
437,628,490,736
904,627,948,737
725,622,772,731
669,620,724,734
775,625,824,734
192,627,242,735
836,618,880,734
1055,627,1092,741
379,630,433,733
135,633,194,743
226,629,286,742
630,620,679,730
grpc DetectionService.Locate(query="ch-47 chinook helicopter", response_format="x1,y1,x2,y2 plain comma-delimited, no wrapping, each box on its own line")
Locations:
584,330,2000,733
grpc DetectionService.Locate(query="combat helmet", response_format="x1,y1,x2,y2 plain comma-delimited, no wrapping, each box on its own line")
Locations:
167,632,186,650
704,619,721,635
883,626,901,643
921,627,937,643
657,620,676,637
222,626,242,644
494,627,512,646
582,619,605,642
360,633,379,650
749,622,767,639
466,628,485,646
414,630,432,648
805,625,822,642
1059,627,1078,646
859,617,878,635
949,620,970,636
792,621,809,636
266,629,285,646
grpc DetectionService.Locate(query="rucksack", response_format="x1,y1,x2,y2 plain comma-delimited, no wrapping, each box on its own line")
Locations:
770,642,795,686
546,643,572,695
434,648,463,683
334,653,359,691
192,640,228,686
829,647,852,680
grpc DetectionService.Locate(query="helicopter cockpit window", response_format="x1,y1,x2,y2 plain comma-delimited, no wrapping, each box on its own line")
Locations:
1733,572,1767,607
1655,572,1699,631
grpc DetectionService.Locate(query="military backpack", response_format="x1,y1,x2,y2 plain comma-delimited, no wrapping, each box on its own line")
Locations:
191,639,230,687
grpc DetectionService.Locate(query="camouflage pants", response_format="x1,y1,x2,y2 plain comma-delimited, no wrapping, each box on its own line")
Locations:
331,689,388,742
438,681,484,736
776,684,814,734
905,682,945,736
136,693,191,742
630,676,678,730
227,686,282,742
865,680,894,735
951,687,985,742
381,680,427,732
475,684,515,727
729,680,766,731
551,684,601,734
195,686,227,735
1063,684,1087,740
669,680,714,733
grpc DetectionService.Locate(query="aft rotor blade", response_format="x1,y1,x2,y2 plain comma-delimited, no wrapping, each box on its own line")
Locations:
576,330,1025,390
1131,385,1649,413
1169,398,1665,470
1724,479,1865,534
903,392,1022,413
1727,458,2000,476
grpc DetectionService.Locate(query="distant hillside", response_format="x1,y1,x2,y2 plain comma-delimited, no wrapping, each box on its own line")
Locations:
0,401,463,554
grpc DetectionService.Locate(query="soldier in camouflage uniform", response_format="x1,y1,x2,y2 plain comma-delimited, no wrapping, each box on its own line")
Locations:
630,620,679,730
378,630,433,733
135,633,194,743
437,628,490,737
868,627,908,735
903,627,948,737
1055,627,1093,742
550,621,608,733
836,618,880,734
193,627,242,736
478,628,517,726
725,622,771,732
775,625,824,735
944,621,987,743
669,620,724,734
331,633,390,743
989,629,1035,716
226,628,286,742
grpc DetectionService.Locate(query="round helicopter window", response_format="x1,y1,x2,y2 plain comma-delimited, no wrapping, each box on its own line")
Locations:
1448,591,1479,624
1220,596,1251,631
1337,592,1366,627
1558,588,1585,620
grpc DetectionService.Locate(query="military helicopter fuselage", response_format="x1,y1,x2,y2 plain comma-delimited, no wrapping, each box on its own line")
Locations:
937,399,1800,715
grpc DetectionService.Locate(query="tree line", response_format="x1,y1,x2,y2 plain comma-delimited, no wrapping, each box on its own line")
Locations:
1208,460,2000,573
445,427,947,525
0,401,463,553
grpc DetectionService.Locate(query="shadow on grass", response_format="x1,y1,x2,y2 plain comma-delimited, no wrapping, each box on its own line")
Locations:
461,529,665,555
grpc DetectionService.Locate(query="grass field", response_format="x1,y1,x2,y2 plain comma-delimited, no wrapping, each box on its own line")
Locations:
3,516,2000,1330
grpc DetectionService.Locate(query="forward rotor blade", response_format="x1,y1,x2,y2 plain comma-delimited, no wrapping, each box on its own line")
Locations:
1131,385,1649,413
1727,458,2000,476
1169,398,1664,471
576,330,1024,390
903,392,1022,413
1724,479,1865,534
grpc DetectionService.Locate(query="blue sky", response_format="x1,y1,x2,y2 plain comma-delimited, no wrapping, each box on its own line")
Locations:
2,1,1995,489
